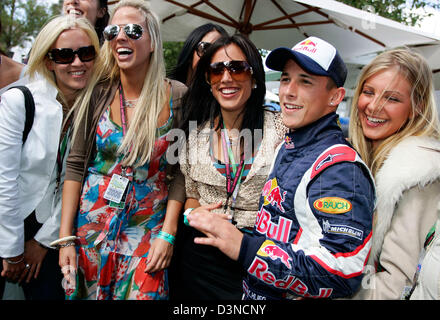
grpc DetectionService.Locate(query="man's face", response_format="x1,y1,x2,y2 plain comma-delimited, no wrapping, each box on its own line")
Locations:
278,59,338,130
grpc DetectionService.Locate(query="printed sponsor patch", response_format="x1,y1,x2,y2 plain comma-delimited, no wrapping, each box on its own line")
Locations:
261,178,286,212
257,240,292,269
284,136,295,149
322,219,363,240
313,197,352,214
248,257,333,298
255,208,292,242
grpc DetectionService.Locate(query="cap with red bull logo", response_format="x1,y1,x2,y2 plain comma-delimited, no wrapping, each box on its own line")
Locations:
265,36,347,88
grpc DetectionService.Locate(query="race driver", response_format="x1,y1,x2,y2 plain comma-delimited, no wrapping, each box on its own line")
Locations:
186,36,376,299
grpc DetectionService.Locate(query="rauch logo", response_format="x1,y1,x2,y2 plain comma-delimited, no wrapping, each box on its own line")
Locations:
313,197,352,214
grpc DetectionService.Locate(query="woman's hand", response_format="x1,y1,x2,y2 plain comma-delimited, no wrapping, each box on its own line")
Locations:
59,245,77,285
59,245,77,294
144,237,174,273
23,239,48,283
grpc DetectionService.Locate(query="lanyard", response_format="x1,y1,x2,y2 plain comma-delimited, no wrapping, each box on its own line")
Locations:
55,110,73,190
221,122,245,219
118,83,133,181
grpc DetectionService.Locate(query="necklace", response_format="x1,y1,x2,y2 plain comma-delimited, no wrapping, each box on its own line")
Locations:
124,98,138,108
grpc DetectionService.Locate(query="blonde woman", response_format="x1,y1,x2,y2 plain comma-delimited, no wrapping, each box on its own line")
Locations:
57,0,186,300
349,48,440,299
0,15,99,299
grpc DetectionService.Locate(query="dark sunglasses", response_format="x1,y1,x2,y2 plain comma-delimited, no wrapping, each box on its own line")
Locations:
196,41,211,57
47,45,96,64
208,60,253,84
103,24,144,41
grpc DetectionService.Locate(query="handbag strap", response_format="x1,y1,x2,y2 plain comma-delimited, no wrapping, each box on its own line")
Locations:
10,86,35,144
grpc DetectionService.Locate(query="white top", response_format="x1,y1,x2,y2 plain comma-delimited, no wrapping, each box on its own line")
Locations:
0,79,63,257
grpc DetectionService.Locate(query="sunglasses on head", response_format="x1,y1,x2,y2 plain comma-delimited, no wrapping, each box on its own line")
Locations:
196,41,211,57
208,60,253,84
103,24,144,41
47,45,96,64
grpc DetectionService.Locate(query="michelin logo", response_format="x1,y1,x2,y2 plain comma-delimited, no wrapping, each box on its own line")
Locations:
322,220,363,240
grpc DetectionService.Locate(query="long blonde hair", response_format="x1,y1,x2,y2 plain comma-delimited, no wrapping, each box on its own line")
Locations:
72,0,167,168
26,15,101,107
349,48,440,176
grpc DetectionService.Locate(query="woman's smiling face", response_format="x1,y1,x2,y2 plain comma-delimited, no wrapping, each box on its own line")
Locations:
63,0,105,26
46,28,95,100
357,67,413,149
208,43,253,117
107,6,152,77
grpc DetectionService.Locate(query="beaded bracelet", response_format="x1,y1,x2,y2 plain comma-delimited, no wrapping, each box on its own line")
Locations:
58,241,75,248
49,236,78,247
156,231,175,245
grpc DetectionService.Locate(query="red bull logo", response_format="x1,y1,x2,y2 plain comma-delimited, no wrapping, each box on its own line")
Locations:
261,178,287,212
248,257,333,298
295,39,317,54
300,39,316,47
284,136,295,149
257,240,292,269
255,208,292,242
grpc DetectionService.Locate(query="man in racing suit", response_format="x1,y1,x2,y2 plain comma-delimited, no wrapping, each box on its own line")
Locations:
186,36,376,299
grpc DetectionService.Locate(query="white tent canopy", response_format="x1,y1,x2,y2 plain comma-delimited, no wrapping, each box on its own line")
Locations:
149,0,440,63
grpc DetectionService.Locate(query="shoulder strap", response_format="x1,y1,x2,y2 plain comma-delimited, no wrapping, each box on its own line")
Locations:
10,86,35,144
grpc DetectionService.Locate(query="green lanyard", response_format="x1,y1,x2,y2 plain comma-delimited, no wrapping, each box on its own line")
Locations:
221,121,245,221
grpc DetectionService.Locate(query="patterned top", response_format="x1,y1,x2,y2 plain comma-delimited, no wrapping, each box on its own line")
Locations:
76,106,173,256
179,111,287,228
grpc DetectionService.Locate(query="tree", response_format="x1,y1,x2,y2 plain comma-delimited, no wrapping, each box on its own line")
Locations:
163,41,184,76
0,0,62,54
337,0,440,26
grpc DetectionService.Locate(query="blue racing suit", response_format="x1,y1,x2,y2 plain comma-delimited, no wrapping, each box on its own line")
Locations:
238,112,376,299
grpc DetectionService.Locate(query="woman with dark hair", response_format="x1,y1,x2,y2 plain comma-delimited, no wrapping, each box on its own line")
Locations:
172,34,286,300
168,23,228,85
63,0,110,44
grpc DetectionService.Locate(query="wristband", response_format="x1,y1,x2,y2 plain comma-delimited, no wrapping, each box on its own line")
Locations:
183,208,194,226
5,256,24,265
157,231,175,245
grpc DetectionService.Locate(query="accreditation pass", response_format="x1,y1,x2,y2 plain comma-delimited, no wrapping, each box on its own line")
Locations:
104,174,129,204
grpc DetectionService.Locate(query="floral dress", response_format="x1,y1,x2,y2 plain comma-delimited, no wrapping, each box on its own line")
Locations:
68,105,173,300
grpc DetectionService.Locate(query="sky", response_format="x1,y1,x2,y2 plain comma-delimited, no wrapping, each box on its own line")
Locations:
412,6,440,36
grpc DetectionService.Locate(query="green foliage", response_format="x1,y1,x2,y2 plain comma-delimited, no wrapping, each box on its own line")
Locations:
0,0,62,53
338,0,440,26
163,41,184,75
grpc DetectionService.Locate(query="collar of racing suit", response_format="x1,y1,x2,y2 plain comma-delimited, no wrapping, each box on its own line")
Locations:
285,112,342,149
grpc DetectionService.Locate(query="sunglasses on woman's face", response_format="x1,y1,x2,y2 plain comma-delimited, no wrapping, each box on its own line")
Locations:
47,45,96,64
208,60,253,84
196,41,211,57
103,24,144,41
